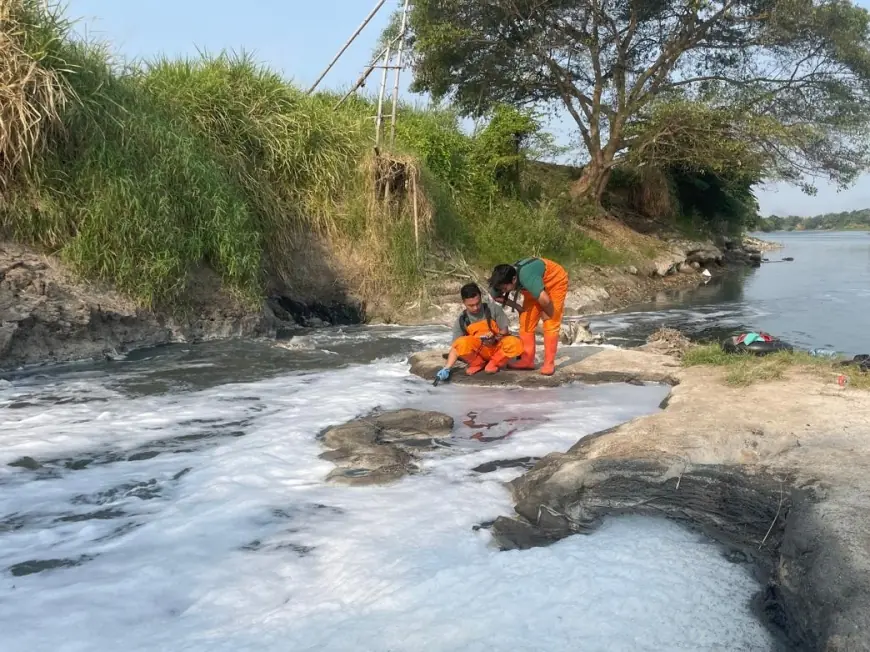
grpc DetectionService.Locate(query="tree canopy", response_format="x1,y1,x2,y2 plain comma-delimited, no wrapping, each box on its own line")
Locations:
404,0,870,202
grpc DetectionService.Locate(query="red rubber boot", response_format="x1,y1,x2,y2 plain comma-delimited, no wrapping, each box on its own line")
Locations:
540,332,559,376
508,333,536,370
462,352,486,375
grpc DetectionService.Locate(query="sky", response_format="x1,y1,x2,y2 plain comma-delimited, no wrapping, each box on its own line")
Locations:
62,0,870,218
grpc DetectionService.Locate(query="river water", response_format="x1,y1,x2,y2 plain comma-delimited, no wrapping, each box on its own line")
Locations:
593,231,870,355
5,230,860,652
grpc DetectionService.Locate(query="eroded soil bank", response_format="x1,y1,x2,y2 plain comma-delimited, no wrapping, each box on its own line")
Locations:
0,227,771,370
408,346,870,651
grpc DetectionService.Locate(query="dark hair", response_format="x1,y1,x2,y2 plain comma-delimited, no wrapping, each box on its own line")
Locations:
488,264,517,289
460,282,482,300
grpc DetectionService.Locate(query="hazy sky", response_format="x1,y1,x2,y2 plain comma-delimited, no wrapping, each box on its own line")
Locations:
65,0,870,218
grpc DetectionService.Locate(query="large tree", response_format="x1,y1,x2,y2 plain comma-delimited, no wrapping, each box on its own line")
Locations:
404,0,870,202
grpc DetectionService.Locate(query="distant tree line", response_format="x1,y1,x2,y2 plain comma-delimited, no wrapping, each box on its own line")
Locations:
753,210,870,232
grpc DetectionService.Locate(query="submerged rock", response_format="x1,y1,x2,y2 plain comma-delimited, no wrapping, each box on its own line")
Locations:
319,408,454,485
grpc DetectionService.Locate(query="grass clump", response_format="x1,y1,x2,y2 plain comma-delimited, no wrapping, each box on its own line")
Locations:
682,344,870,389
463,197,621,268
4,40,263,306
0,0,72,189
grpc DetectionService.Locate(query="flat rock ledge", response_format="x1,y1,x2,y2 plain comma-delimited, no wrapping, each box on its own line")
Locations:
479,358,870,651
408,346,681,388
318,409,454,485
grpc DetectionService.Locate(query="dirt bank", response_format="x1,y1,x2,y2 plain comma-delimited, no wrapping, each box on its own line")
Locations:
407,347,869,650
0,243,368,371
0,225,769,370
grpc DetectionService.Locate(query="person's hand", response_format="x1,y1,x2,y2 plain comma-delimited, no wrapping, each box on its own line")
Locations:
493,296,506,304
436,368,451,382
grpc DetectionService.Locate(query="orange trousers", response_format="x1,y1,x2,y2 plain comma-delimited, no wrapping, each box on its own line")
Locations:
453,335,524,361
518,259,569,335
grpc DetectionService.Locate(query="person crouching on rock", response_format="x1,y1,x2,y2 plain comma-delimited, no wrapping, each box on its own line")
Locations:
435,283,524,382
488,257,569,376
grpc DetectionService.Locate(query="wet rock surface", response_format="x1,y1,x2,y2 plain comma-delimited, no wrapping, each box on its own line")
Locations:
472,457,539,474
479,353,870,651
318,409,454,485
560,319,604,345
409,346,681,387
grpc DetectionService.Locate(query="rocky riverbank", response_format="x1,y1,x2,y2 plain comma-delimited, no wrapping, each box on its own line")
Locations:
0,231,771,371
0,243,357,371
405,344,870,651
387,230,772,329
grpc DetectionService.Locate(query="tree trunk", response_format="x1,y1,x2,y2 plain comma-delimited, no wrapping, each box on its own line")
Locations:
570,158,612,205
594,167,612,204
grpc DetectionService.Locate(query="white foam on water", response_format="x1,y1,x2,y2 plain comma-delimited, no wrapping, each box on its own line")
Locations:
0,358,773,652
564,341,623,350
274,336,318,351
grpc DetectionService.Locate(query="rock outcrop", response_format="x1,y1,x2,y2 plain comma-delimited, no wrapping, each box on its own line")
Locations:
0,243,381,370
559,319,604,345
646,237,767,278
635,327,693,357
467,349,870,651
0,245,290,370
318,409,454,485
743,235,784,252
648,240,725,278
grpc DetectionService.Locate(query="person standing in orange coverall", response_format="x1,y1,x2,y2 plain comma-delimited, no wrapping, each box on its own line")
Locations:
488,257,569,376
435,283,524,381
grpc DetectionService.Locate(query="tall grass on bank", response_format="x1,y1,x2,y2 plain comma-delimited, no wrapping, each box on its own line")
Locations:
682,344,870,389
0,0,71,189
1,0,618,308
5,40,264,305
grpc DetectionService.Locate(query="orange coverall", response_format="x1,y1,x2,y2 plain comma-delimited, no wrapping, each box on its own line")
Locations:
512,257,569,375
452,309,524,375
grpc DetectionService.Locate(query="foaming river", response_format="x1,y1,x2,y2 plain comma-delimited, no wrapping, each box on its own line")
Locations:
0,326,773,651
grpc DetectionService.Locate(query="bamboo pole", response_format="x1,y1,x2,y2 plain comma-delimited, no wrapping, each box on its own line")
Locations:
412,172,420,256
333,33,403,110
388,0,412,145
374,43,392,147
306,0,387,94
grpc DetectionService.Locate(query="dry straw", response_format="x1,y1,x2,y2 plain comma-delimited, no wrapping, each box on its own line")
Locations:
0,0,71,189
